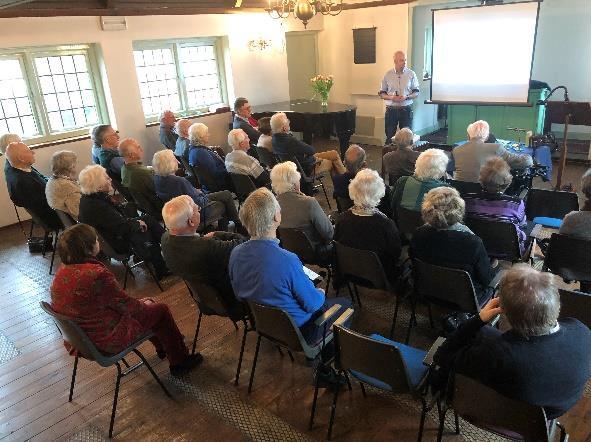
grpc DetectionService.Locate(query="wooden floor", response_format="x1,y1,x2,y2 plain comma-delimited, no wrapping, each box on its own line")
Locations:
0,146,590,441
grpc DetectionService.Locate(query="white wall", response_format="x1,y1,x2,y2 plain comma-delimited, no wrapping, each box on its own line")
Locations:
0,12,293,227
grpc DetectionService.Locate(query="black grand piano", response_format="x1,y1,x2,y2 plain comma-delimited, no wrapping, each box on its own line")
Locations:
251,99,356,157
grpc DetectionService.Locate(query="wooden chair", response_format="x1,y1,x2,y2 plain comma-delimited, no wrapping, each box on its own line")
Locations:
40,301,172,438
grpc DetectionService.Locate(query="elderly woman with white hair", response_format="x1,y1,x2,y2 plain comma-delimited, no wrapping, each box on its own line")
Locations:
434,265,591,419
453,119,533,182
411,186,495,304
271,161,333,258
390,148,450,218
78,165,170,280
45,150,82,219
187,122,232,193
382,128,420,186
335,168,401,282
463,157,531,254
152,149,240,231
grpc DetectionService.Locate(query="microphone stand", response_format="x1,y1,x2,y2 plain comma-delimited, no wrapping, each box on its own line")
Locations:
537,85,570,190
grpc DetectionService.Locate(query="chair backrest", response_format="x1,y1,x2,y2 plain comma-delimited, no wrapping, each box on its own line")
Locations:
559,288,591,328
290,156,313,181
333,325,412,393
255,146,277,168
465,217,521,261
335,242,390,291
109,174,135,202
277,227,319,265
452,374,550,442
229,173,257,202
413,258,480,312
54,209,77,228
448,179,481,196
525,188,579,220
23,206,60,232
193,162,225,193
39,301,104,363
96,231,129,261
184,278,232,318
128,188,164,221
544,233,591,283
396,207,424,237
248,301,304,352
335,196,353,213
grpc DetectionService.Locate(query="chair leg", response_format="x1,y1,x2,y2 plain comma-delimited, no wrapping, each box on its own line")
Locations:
417,396,428,442
344,372,352,391
286,349,295,362
121,358,130,368
49,231,58,275
234,322,248,386
145,262,164,292
346,282,355,304
192,312,203,355
359,381,367,398
321,182,332,210
327,373,342,440
353,285,362,306
133,349,172,397
427,303,435,329
405,299,417,345
123,261,131,290
68,355,79,402
276,346,284,357
109,363,123,438
231,321,239,331
248,335,262,394
309,367,322,430
390,293,401,339
454,409,460,434
436,400,448,442
325,267,332,294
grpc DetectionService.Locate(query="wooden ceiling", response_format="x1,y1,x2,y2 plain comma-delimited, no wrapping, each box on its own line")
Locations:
0,0,413,17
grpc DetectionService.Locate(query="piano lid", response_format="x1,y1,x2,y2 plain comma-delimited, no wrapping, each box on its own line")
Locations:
251,99,356,115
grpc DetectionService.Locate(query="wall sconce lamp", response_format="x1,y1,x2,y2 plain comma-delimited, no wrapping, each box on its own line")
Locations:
248,38,273,51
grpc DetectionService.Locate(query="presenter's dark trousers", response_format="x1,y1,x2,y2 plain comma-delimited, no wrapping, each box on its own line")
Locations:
385,105,413,143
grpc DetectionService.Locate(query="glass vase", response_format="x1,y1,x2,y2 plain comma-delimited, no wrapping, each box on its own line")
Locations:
320,92,329,107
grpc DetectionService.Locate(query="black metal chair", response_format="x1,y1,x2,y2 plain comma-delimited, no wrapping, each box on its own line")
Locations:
178,155,201,188
525,188,579,220
396,206,424,239
334,196,353,213
334,242,403,338
229,172,257,206
54,209,77,228
192,162,232,193
558,288,591,328
278,227,332,291
127,187,164,221
246,300,353,394
183,279,252,385
23,207,62,274
448,179,481,196
320,325,432,440
289,155,332,210
255,145,278,168
439,373,568,442
39,301,172,439
96,232,163,292
464,216,526,262
409,259,490,344
543,233,591,293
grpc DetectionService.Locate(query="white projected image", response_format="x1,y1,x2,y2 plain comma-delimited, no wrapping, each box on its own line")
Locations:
431,2,539,103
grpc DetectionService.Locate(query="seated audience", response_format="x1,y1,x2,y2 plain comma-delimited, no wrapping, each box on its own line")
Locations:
92,124,124,181
434,265,591,419
332,144,367,200
270,112,346,178
225,128,270,187
391,148,450,218
229,188,352,344
153,149,240,230
78,165,170,280
159,110,178,150
233,97,261,144
173,118,192,161
119,138,164,217
51,224,201,376
161,195,247,314
560,168,591,240
334,169,401,283
453,120,533,182
411,187,494,305
271,162,333,259
46,150,82,219
188,123,232,193
1,133,22,174
256,117,273,153
5,141,61,229
382,128,420,186
463,157,530,253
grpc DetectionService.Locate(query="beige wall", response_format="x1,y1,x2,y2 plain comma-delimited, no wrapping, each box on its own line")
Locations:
0,12,299,227
317,4,410,144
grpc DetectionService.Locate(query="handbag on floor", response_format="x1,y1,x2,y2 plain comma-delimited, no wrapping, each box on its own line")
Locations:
27,235,53,253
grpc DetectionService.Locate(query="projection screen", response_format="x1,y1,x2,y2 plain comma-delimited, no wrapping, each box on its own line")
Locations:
431,1,540,104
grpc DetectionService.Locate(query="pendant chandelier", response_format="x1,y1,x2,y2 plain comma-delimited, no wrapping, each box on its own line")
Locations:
267,0,343,28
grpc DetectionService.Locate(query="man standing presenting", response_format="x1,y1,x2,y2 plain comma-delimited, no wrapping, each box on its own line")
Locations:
379,51,420,143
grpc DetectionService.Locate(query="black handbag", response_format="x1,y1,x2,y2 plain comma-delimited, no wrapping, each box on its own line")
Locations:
27,235,53,253
441,311,474,337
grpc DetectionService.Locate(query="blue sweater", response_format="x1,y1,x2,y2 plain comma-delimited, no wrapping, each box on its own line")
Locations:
188,144,228,193
153,174,209,208
229,239,324,327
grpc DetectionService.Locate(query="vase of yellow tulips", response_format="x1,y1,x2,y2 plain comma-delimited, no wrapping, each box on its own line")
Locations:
310,74,333,107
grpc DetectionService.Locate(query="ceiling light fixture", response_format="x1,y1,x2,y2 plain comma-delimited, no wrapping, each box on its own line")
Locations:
267,0,343,29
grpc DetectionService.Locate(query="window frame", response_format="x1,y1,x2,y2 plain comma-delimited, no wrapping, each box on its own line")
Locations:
0,44,109,144
132,37,228,123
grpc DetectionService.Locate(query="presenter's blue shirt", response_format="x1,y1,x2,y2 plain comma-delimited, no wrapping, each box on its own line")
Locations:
380,67,419,107
229,238,325,327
